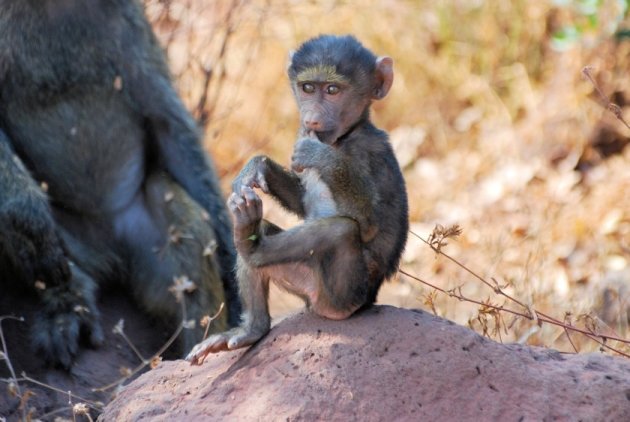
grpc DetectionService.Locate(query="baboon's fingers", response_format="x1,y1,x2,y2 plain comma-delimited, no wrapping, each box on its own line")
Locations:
256,175,269,194
242,187,263,221
32,312,80,369
31,281,104,369
186,333,231,364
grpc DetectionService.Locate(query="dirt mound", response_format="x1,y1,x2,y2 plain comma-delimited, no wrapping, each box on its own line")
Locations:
100,305,630,421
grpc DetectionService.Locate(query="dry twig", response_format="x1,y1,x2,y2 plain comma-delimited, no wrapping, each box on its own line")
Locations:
401,225,630,358
582,66,630,131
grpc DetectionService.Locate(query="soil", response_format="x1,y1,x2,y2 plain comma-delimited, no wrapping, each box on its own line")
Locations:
0,288,174,421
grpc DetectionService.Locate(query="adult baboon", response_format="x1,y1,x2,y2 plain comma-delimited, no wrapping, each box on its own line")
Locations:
0,0,239,368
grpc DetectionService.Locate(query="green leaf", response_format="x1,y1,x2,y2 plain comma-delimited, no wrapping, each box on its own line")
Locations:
551,26,581,51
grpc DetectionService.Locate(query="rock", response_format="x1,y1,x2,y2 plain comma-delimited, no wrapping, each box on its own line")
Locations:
100,305,630,421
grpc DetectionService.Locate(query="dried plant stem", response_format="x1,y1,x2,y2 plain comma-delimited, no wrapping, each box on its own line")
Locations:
411,230,530,310
92,326,183,393
15,374,102,410
582,66,630,131
92,303,186,393
0,316,23,390
203,302,225,341
410,230,630,343
400,268,630,358
201,0,240,126
402,269,525,318
39,406,76,420
404,228,630,358
92,299,224,392
116,325,146,363
564,327,579,354
0,316,26,420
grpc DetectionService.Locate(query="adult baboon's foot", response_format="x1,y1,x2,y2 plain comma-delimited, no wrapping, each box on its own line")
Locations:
32,264,104,369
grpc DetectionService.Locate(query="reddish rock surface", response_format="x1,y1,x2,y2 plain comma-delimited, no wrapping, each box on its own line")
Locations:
100,305,630,421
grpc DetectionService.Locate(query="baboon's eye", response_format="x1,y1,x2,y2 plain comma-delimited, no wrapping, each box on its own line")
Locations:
302,83,315,94
326,84,340,95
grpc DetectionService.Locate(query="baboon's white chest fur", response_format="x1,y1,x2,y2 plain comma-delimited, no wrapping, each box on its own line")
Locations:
299,168,338,220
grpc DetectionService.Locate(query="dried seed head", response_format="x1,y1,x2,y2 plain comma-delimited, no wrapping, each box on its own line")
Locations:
203,240,218,256
7,382,18,397
169,276,197,302
73,403,90,416
150,356,162,369
112,319,125,335
200,315,211,328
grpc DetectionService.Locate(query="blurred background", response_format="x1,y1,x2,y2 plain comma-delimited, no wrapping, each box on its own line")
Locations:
145,0,630,355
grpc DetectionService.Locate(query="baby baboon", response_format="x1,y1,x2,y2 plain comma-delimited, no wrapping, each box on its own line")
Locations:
188,35,408,363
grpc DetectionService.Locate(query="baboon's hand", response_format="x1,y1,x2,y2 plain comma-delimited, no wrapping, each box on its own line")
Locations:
32,267,104,369
232,156,269,195
227,188,263,256
291,136,327,173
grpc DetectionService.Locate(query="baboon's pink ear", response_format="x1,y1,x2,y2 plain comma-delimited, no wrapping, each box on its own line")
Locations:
372,56,393,100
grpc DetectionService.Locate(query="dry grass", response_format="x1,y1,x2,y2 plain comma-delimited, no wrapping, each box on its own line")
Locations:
146,0,630,355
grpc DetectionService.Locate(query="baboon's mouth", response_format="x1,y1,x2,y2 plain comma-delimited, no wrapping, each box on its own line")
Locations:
314,130,336,144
